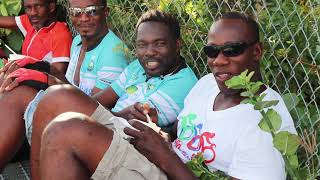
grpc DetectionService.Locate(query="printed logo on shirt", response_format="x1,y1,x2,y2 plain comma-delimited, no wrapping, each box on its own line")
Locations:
174,113,217,163
112,43,131,60
126,85,138,94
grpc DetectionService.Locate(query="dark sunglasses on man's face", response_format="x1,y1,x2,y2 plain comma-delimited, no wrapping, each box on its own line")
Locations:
69,6,104,17
203,41,257,58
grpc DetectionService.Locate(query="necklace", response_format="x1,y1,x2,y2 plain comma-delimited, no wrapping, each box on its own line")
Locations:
160,61,184,79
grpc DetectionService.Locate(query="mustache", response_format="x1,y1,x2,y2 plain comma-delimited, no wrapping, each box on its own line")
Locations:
143,57,160,62
29,17,40,21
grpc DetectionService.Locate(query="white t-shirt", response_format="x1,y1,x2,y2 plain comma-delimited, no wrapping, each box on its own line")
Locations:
172,73,297,180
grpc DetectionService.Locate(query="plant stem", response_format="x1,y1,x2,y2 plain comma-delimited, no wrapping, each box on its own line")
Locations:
260,110,297,179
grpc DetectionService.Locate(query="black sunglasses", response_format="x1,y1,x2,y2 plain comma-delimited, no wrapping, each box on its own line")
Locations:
203,41,257,58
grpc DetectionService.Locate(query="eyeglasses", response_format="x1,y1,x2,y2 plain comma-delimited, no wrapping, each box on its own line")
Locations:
203,41,257,58
69,6,104,17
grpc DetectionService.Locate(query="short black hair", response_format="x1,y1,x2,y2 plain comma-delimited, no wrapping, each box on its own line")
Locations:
136,9,180,40
218,12,260,42
23,0,56,5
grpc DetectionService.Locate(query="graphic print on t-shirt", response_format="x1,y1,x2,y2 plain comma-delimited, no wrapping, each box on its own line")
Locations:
174,113,217,163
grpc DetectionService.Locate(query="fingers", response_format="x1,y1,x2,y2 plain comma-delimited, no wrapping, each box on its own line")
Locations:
0,60,15,73
123,126,141,138
130,120,150,132
3,79,19,91
131,103,147,121
6,62,19,75
0,76,13,92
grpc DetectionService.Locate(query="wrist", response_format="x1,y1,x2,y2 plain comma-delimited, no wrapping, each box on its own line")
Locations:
160,149,197,180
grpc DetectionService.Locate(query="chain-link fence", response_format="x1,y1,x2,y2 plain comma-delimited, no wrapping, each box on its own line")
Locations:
64,0,320,179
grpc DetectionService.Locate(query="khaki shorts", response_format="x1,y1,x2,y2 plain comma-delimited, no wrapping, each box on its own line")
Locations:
91,104,167,180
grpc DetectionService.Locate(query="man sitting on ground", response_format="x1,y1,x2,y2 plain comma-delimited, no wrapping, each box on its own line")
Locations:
0,0,72,83
0,0,72,171
37,12,297,180
0,0,129,172
30,9,198,180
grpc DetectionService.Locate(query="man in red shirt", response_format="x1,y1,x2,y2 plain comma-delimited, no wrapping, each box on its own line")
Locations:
0,0,72,171
0,0,72,74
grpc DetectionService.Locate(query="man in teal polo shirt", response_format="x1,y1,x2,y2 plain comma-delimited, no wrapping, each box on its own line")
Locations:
29,9,198,179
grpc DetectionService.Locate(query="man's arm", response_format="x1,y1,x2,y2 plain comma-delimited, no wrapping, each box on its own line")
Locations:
124,121,197,180
93,87,119,109
0,16,17,29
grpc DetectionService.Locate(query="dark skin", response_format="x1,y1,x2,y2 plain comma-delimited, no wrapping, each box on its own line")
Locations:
0,0,68,90
37,18,266,180
207,19,264,111
94,21,183,122
0,0,110,94
29,0,112,178
69,0,109,95
128,19,265,180
124,121,197,180
0,0,70,171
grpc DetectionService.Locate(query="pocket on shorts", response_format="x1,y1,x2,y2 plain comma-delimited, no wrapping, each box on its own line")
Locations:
116,144,166,180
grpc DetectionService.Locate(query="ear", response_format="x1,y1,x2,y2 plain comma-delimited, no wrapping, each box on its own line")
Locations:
103,6,109,18
49,2,56,13
175,39,181,53
253,42,263,62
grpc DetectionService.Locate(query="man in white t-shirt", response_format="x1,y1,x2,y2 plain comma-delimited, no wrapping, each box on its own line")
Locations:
37,12,297,180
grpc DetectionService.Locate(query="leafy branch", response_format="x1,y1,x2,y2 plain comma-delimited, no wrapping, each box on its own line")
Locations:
0,0,23,55
186,153,228,180
225,70,302,180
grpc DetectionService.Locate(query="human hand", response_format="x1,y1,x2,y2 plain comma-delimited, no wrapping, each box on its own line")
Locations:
0,60,20,77
0,68,48,92
0,56,45,74
15,56,42,67
124,120,173,169
115,102,158,123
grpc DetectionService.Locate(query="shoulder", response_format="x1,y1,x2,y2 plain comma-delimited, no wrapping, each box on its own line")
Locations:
52,22,71,33
98,30,130,57
71,35,82,46
101,30,127,49
189,73,216,93
172,66,198,82
51,22,72,41
127,59,142,70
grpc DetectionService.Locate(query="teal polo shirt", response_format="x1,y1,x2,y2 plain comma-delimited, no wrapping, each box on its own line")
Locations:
111,59,198,127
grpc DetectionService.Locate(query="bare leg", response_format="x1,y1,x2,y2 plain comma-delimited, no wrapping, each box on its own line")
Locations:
0,86,38,171
31,84,100,180
40,112,113,180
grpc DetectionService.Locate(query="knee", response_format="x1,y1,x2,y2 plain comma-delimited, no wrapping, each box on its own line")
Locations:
41,112,91,148
0,86,38,109
37,84,98,114
38,85,81,109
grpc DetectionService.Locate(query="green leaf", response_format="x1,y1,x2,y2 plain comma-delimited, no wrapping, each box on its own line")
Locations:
240,98,256,105
186,161,204,177
6,31,23,52
5,0,22,15
257,93,267,102
282,93,299,112
288,154,299,169
0,58,4,68
225,76,246,89
0,4,9,16
259,109,282,132
250,81,264,95
254,100,279,110
240,91,253,97
246,71,255,83
225,70,249,89
273,131,301,156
